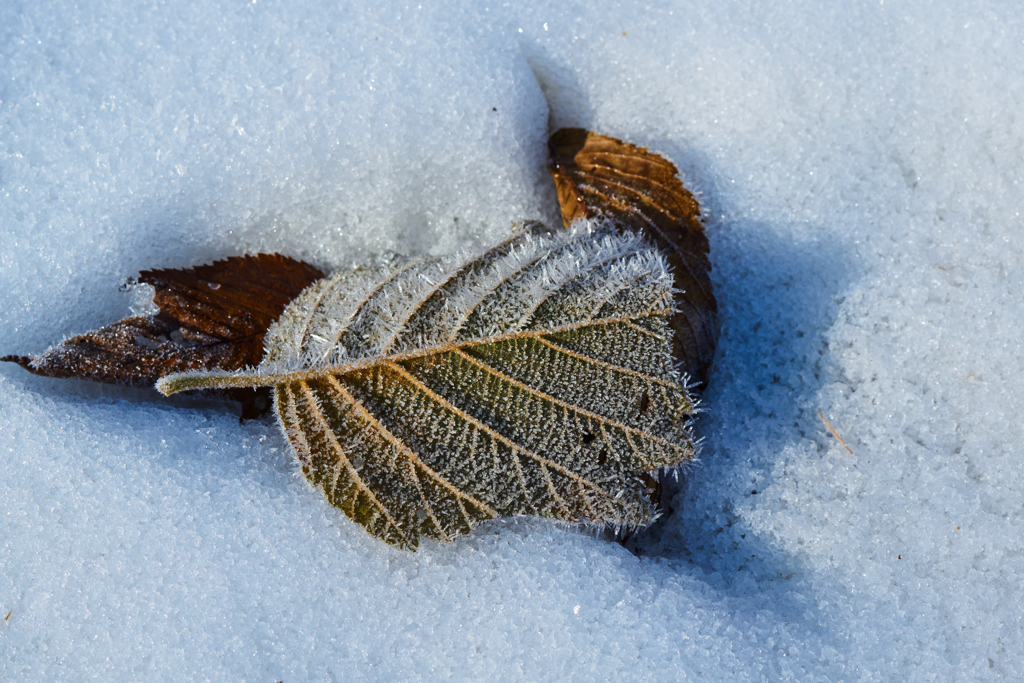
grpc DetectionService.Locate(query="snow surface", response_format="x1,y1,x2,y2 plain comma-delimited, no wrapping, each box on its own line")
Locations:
2,0,1023,680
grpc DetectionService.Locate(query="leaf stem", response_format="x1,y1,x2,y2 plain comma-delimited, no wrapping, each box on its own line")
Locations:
156,371,273,396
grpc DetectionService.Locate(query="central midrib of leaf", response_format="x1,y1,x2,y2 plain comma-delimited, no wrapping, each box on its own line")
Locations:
157,307,673,395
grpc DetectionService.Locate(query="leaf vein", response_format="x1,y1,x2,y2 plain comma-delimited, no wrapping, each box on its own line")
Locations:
298,380,411,547
534,334,682,392
448,237,564,341
453,347,682,462
328,258,425,350
323,374,498,520
515,247,646,332
384,361,616,502
622,319,666,340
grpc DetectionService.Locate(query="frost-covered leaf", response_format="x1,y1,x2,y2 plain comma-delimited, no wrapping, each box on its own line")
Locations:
159,226,697,550
549,129,718,385
2,254,324,418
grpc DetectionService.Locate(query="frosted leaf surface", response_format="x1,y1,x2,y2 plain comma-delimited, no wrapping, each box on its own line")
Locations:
159,226,696,549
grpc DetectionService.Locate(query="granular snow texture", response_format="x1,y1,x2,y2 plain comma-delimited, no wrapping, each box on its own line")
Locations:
2,1,1022,680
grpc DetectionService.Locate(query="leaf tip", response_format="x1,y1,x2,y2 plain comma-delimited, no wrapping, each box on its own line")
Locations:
1,354,33,371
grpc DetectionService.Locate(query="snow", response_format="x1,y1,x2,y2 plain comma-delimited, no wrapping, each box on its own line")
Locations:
2,0,1022,680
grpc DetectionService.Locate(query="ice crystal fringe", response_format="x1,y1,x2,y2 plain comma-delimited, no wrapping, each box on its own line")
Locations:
158,224,698,550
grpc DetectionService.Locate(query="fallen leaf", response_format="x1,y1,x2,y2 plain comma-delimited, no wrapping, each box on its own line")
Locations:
2,254,324,418
158,226,697,550
549,128,718,386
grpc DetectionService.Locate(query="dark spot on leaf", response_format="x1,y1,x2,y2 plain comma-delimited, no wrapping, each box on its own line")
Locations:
637,391,651,416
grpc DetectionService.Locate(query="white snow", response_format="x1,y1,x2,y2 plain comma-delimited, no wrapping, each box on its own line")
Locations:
2,0,1023,680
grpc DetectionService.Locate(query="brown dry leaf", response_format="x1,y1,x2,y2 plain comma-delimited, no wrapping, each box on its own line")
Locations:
549,128,718,386
2,254,323,418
